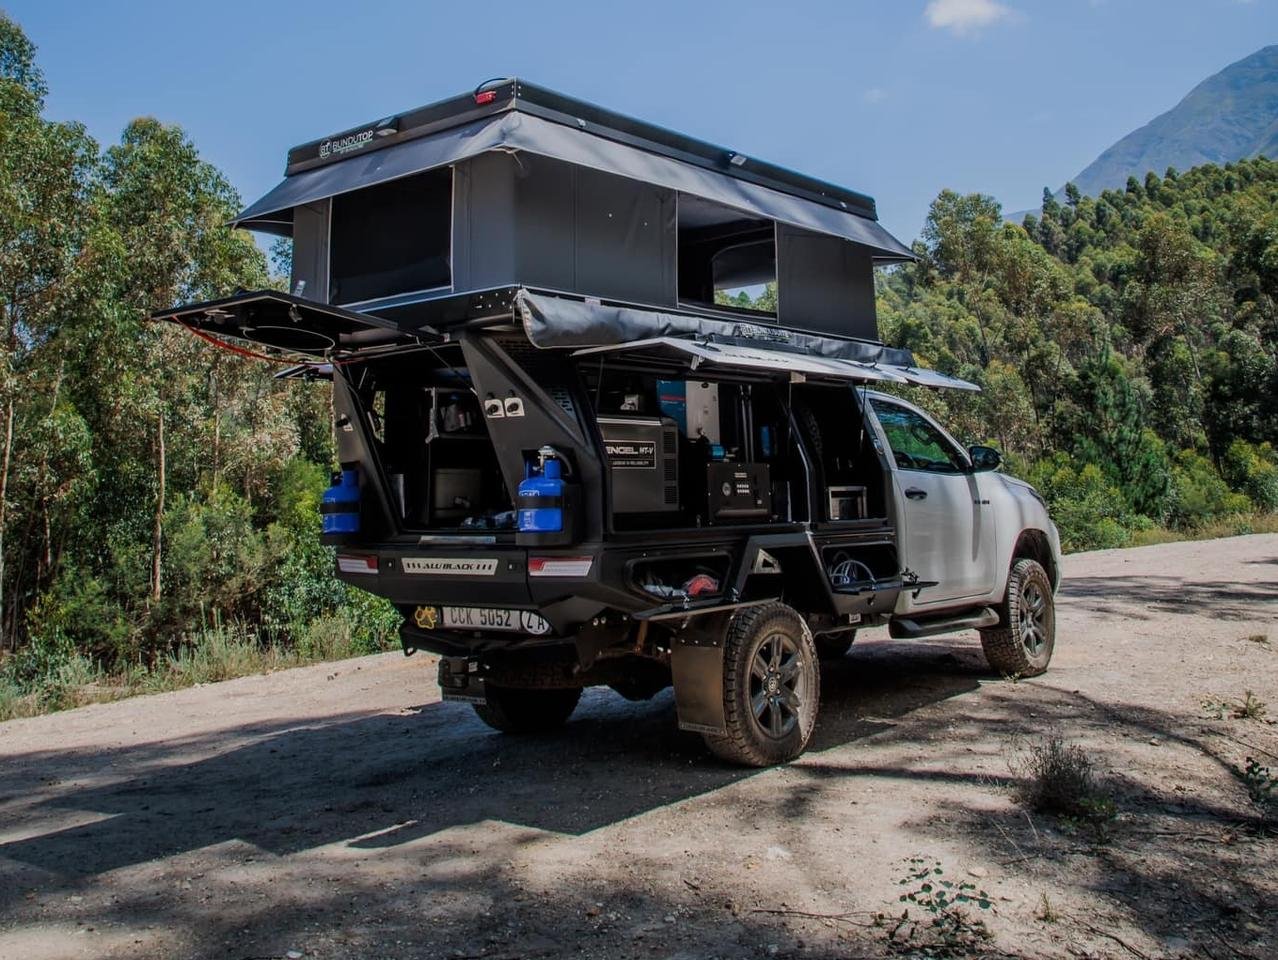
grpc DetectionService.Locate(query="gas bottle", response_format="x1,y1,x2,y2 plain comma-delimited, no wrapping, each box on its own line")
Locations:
321,468,361,538
517,447,579,546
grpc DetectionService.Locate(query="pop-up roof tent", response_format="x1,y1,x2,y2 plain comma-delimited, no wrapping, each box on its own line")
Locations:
162,79,975,390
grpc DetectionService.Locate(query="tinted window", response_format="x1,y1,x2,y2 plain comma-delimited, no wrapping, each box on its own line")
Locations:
870,401,967,474
329,168,452,305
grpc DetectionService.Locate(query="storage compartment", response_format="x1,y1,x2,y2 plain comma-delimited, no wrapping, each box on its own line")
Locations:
627,554,730,603
828,485,868,521
342,347,514,533
790,383,890,523
582,363,816,531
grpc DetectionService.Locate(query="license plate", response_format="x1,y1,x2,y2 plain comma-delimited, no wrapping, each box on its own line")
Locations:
441,606,551,635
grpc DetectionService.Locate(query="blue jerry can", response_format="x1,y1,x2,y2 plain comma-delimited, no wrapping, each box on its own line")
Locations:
516,447,578,545
321,468,361,535
518,457,566,533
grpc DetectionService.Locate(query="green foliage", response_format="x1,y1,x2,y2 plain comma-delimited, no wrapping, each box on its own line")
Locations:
883,147,1278,551
1023,454,1135,551
1221,440,1278,512
1242,758,1275,817
0,18,382,716
888,858,993,957
1165,449,1252,529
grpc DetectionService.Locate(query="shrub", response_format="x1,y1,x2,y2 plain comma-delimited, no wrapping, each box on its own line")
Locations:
1024,454,1135,551
1165,448,1252,529
157,484,268,641
1011,736,1114,823
24,568,134,665
1222,439,1278,512
0,628,101,712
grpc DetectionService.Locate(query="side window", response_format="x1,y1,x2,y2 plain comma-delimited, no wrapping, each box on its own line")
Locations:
870,401,967,474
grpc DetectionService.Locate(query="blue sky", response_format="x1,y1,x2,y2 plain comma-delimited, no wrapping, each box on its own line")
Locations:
7,0,1276,242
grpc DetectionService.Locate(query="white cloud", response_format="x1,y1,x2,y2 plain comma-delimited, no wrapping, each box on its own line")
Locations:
925,0,1012,35
863,87,887,104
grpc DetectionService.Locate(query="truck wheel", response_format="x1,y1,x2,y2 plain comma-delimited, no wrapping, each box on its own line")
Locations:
472,685,582,734
980,558,1055,678
815,631,857,661
705,602,820,767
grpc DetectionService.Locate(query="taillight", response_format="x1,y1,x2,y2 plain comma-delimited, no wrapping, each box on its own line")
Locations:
528,557,593,577
337,554,379,575
474,90,497,105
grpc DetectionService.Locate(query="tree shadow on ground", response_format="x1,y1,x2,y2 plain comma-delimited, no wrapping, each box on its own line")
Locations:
888,684,1276,959
0,638,985,889
1058,573,1278,622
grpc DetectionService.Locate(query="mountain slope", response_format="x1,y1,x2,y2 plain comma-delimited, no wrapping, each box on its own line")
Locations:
1012,45,1278,219
1072,45,1278,197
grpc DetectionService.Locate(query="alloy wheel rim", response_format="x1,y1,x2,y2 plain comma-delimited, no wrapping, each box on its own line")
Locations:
749,632,806,740
1018,581,1049,657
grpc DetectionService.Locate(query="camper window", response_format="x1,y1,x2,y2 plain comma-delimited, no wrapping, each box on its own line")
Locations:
329,167,452,306
677,195,776,315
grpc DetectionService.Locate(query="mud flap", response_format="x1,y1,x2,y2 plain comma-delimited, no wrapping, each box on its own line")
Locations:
669,613,731,735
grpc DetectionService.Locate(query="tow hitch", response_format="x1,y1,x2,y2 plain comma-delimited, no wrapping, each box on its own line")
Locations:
438,656,486,703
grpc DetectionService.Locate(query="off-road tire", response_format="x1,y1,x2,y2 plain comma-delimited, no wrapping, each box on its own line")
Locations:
704,602,820,767
472,685,582,734
814,631,857,661
979,558,1055,678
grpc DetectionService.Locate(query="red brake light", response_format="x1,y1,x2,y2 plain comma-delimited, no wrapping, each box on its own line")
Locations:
474,90,497,105
528,557,593,577
337,554,379,575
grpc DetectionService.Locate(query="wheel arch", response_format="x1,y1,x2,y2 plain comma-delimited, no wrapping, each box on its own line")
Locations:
1012,528,1058,590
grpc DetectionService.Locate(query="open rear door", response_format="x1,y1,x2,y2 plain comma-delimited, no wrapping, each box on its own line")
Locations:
155,290,422,357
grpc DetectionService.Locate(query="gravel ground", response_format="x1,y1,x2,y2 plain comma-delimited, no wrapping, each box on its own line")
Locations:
1,535,1275,960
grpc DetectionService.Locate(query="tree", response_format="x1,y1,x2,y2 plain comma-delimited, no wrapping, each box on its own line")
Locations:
1069,352,1171,518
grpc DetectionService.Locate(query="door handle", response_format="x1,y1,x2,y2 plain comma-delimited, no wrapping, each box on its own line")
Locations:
905,487,928,501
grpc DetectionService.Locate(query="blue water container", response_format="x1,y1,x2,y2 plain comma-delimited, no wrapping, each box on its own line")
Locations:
518,457,566,534
321,468,361,536
516,449,579,546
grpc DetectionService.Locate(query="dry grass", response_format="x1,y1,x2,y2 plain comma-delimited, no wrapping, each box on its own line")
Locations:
1128,512,1278,549
0,616,393,722
1010,736,1114,823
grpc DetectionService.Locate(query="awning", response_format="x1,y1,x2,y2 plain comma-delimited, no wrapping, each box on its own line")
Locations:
235,112,914,259
886,366,980,391
516,289,914,365
572,337,911,385
518,291,979,391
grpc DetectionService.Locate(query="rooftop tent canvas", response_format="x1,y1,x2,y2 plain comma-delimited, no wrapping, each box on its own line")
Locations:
199,79,913,351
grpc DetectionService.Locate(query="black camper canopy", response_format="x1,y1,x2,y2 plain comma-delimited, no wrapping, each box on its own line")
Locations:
234,79,913,262
161,80,983,388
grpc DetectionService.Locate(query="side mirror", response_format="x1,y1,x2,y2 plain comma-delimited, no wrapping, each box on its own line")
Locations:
968,445,1002,473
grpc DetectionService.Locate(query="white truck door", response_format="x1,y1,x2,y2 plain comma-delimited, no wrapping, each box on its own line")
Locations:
867,398,998,607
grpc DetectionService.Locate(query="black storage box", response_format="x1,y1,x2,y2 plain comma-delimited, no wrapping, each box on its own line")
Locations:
708,463,771,522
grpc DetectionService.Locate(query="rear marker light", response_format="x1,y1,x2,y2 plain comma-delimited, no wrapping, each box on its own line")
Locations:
474,90,497,105
528,557,593,577
337,554,379,575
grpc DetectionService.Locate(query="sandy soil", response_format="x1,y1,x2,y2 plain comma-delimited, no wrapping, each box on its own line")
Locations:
1,535,1275,960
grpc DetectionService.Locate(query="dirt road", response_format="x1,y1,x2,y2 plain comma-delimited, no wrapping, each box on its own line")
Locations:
1,536,1275,960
